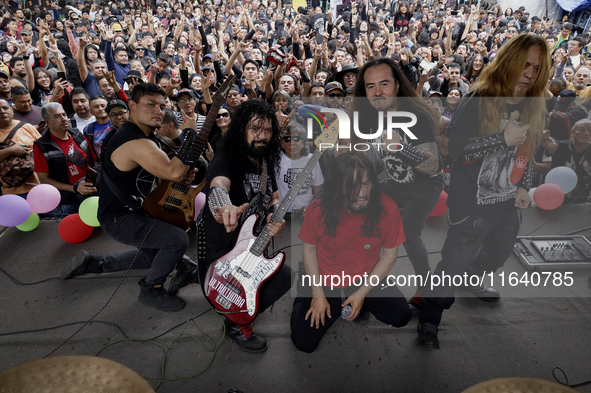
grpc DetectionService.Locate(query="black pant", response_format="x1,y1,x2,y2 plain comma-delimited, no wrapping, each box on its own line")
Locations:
99,212,189,285
421,208,521,326
290,282,411,353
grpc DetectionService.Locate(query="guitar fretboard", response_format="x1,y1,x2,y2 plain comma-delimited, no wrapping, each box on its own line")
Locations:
249,149,323,256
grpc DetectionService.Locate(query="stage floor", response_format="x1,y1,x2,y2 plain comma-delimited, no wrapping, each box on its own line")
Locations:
1,203,590,393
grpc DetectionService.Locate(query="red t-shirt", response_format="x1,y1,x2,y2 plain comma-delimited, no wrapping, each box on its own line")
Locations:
299,193,406,287
33,133,96,185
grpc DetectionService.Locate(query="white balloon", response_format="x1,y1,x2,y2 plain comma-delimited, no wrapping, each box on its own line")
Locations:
528,187,537,207
545,166,578,194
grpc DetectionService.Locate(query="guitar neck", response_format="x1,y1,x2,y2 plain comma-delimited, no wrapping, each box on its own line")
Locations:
249,149,323,257
190,99,223,166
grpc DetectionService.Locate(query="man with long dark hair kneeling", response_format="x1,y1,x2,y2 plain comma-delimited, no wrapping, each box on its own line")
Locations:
291,152,411,353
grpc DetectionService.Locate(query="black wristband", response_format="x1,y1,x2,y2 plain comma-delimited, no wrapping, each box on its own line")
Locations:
300,70,311,83
269,204,279,215
176,128,197,166
233,36,238,40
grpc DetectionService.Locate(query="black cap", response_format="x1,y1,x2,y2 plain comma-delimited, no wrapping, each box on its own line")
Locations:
124,70,143,81
177,88,197,99
202,65,215,72
106,99,128,113
555,89,577,111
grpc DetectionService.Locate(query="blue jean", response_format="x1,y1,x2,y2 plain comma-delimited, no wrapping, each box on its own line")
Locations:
380,174,445,282
40,195,85,219
421,207,521,325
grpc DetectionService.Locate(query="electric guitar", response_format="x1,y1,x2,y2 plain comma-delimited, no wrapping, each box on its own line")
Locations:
203,118,340,325
142,76,236,230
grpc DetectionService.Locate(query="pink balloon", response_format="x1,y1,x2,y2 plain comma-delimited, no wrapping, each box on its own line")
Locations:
533,183,564,210
430,191,449,217
194,192,206,221
27,184,61,213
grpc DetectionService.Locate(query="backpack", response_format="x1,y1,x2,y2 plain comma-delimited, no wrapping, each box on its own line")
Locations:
0,121,35,188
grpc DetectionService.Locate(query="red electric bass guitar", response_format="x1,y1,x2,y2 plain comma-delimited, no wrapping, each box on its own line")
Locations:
203,119,339,324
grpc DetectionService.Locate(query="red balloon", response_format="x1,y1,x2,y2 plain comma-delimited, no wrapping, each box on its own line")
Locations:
430,191,449,217
533,183,564,210
58,213,94,244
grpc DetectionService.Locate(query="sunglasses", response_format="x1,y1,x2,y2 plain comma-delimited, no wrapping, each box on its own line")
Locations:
216,112,230,119
327,93,343,98
282,136,301,143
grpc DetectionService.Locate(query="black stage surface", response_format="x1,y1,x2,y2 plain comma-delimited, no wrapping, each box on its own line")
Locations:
1,203,591,392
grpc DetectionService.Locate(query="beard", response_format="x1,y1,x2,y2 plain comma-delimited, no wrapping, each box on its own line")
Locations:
347,199,370,214
246,140,270,159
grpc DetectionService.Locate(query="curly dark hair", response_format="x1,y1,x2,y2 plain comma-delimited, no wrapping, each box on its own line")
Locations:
317,152,384,238
219,100,281,170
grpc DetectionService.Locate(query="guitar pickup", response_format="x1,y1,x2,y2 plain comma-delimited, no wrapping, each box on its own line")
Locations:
215,294,232,309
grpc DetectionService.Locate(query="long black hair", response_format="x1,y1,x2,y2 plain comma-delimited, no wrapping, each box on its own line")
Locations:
220,100,281,170
353,57,439,145
318,152,384,238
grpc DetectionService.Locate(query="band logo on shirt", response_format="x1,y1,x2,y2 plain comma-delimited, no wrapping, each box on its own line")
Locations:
359,225,383,239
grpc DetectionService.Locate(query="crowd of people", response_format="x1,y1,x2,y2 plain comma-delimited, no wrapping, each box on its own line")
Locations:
2,0,591,354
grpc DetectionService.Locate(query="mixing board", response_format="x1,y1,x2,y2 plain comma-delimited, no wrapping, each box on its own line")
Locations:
514,236,591,270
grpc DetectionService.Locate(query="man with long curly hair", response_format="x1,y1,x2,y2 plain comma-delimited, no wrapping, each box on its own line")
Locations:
418,34,551,349
170,100,293,353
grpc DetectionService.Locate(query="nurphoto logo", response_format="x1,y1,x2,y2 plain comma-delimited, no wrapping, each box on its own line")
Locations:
303,106,419,152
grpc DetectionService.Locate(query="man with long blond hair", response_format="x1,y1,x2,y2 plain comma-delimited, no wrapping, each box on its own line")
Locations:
418,34,551,349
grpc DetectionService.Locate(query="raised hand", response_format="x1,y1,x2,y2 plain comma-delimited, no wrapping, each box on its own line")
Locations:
441,64,450,80
169,77,182,90
104,70,117,86
52,78,69,98
418,73,434,84
276,109,294,129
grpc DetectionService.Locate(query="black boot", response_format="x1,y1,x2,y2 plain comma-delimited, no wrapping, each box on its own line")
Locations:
168,255,199,296
417,322,440,349
224,319,268,353
61,251,102,279
138,278,186,312
460,283,500,302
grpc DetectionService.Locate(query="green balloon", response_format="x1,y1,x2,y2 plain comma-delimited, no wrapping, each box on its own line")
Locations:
79,196,100,227
16,212,40,232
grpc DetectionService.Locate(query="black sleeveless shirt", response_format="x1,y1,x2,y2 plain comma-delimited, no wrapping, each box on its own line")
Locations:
98,121,160,220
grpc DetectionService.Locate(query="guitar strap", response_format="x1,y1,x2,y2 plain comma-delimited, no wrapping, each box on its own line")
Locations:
510,144,532,184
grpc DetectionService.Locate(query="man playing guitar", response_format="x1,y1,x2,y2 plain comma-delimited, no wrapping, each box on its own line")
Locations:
171,100,293,353
61,83,200,313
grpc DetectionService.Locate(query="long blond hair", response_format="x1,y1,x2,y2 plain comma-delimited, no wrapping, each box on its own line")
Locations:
470,34,551,158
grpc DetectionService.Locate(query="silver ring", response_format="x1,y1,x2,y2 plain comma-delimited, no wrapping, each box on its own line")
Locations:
224,209,230,213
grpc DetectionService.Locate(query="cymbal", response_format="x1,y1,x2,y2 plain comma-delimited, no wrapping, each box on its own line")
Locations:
462,377,581,393
0,355,155,393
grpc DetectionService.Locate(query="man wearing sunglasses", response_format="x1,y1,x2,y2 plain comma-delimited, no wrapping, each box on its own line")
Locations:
324,81,344,109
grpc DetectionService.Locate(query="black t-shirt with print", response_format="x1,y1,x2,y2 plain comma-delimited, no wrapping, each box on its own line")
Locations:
203,151,278,265
446,94,527,218
379,105,443,184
